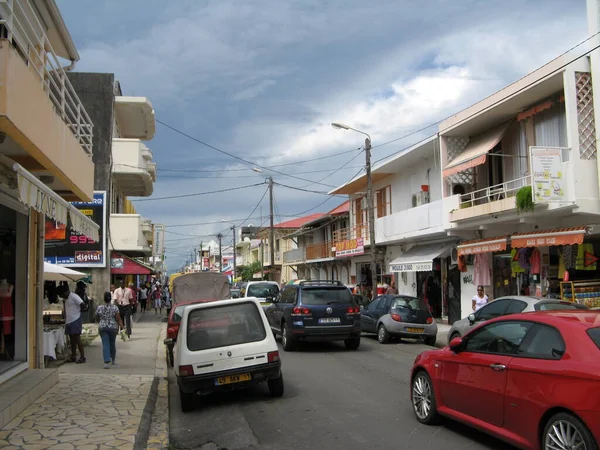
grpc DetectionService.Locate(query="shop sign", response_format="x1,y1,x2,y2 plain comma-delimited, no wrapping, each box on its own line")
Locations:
335,238,364,257
389,261,432,272
458,241,506,256
111,258,124,269
153,224,165,258
530,147,567,203
44,191,107,268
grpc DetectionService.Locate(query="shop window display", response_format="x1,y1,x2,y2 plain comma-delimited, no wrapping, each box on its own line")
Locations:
0,205,17,367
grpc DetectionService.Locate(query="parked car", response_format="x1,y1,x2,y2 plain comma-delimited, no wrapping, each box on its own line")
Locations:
241,281,280,306
352,294,370,309
168,297,284,412
265,280,361,351
361,294,437,346
410,310,600,450
230,288,241,298
447,296,589,344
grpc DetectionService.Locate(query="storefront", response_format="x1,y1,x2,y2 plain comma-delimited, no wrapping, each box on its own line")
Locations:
110,252,154,288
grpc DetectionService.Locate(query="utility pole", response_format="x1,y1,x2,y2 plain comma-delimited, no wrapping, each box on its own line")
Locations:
268,176,275,281
260,206,264,280
217,233,223,273
231,225,236,280
365,137,378,299
199,241,203,271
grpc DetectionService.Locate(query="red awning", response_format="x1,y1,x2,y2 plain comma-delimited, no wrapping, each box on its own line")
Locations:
511,227,588,248
457,236,508,256
111,253,153,275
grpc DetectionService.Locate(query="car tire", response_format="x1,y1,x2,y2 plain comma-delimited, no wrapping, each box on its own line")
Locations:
281,323,296,351
267,373,285,397
542,412,598,450
344,336,361,350
179,388,195,413
166,347,174,368
424,336,436,347
411,371,440,425
378,324,390,344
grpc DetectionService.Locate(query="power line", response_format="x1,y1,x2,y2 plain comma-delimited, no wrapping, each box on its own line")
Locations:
157,165,364,178
238,186,270,228
274,182,340,196
299,149,366,189
132,182,265,202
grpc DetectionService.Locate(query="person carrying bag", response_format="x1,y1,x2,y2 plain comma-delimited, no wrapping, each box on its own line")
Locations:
96,292,124,369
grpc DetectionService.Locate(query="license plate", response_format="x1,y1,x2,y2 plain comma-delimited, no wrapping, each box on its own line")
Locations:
215,373,251,385
319,317,341,324
406,327,425,333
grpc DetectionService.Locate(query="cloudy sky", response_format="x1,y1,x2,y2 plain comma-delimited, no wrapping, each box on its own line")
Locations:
58,0,588,270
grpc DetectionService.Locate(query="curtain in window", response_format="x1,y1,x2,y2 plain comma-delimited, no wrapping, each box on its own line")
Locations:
534,103,567,148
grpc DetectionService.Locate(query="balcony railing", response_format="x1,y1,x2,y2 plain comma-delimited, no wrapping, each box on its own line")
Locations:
283,247,305,263
0,0,93,154
306,241,334,260
457,175,532,209
332,223,369,242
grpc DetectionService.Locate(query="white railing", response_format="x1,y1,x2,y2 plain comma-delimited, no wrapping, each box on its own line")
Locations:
458,175,532,208
0,0,93,155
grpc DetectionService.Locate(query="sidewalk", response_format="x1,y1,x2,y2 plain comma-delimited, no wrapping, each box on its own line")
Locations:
0,311,168,450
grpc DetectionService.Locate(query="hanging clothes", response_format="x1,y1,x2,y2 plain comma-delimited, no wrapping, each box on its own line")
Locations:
511,249,525,274
563,245,578,270
457,255,467,273
558,248,566,279
0,284,14,335
530,248,541,275
576,242,596,271
518,248,530,271
473,254,491,286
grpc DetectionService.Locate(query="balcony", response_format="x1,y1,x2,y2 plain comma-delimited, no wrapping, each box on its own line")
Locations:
0,0,94,200
283,247,306,264
306,241,334,261
112,139,156,197
375,199,445,243
109,214,151,256
114,96,155,140
333,223,369,244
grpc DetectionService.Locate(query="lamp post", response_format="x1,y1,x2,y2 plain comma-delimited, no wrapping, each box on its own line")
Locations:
217,233,223,273
253,168,275,281
331,122,377,298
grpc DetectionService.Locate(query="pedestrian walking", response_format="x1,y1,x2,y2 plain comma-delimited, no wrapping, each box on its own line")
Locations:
472,285,489,311
386,281,398,295
153,282,162,314
128,283,138,316
113,282,133,338
139,284,148,313
96,291,124,369
59,284,86,364
164,284,171,317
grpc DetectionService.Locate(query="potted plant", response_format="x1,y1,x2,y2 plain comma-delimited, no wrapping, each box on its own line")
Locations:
516,186,535,214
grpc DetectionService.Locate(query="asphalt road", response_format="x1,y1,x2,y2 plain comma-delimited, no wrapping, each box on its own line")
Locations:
169,335,515,450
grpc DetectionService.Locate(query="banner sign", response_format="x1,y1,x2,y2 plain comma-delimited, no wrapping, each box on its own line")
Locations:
44,191,107,267
457,239,507,256
335,238,364,257
390,262,433,272
153,224,165,258
530,147,567,203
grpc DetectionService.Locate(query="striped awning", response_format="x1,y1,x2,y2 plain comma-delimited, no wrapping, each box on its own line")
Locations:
511,227,588,248
457,236,508,256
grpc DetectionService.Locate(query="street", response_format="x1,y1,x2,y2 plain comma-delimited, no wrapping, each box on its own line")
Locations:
169,335,514,450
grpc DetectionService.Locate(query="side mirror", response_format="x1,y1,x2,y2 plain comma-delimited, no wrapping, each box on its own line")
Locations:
266,297,274,303
468,313,476,324
449,337,463,352
163,338,173,347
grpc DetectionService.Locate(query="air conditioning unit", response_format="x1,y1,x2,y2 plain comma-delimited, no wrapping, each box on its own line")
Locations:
450,247,459,265
411,191,430,207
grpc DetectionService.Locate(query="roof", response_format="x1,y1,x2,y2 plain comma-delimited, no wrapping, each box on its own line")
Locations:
274,213,325,229
327,201,349,215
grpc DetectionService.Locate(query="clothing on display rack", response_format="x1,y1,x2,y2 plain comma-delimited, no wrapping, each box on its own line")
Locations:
0,279,14,335
511,249,525,274
473,254,491,286
530,248,541,275
576,242,596,271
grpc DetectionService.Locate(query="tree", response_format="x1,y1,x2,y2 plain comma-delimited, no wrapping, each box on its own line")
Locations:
239,261,262,281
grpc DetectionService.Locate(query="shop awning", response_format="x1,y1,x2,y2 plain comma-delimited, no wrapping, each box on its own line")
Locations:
13,163,100,241
443,121,512,178
511,227,588,248
457,236,508,256
389,243,454,273
110,253,154,275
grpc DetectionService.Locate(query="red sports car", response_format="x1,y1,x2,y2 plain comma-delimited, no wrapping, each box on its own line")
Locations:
410,310,600,450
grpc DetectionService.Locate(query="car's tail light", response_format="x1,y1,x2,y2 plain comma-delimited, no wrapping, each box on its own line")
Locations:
268,351,280,363
167,327,176,338
426,317,433,324
178,365,194,377
292,307,311,316
391,313,402,322
346,306,360,314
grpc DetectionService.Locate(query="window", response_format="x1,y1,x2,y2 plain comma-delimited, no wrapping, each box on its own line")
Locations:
518,324,565,359
301,287,353,305
381,296,393,310
505,300,527,315
587,328,600,350
367,297,382,310
281,287,297,304
464,321,533,355
172,306,185,323
476,299,511,321
391,296,428,311
247,283,279,298
535,301,588,311
376,186,392,218
186,302,266,351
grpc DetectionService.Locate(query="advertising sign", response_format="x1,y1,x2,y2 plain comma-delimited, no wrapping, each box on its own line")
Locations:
530,147,567,203
389,261,433,272
44,191,107,267
335,238,365,257
153,224,165,258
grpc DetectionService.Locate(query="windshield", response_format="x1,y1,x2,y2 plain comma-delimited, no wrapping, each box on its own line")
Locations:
391,296,427,311
588,327,600,350
536,302,589,311
302,287,353,305
186,302,266,351
247,283,279,298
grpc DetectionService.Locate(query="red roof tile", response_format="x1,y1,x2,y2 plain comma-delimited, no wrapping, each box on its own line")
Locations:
327,201,349,215
274,213,325,229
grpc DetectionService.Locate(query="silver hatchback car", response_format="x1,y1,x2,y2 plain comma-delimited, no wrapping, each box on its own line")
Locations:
447,295,588,344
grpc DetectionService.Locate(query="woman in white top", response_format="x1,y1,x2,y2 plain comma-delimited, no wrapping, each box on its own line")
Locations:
472,285,489,312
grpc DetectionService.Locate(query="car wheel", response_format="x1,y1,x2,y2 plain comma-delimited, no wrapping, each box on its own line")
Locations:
543,412,598,450
179,387,195,413
411,371,440,425
166,347,174,368
378,324,390,344
267,373,284,397
344,336,361,350
424,336,436,347
281,323,296,351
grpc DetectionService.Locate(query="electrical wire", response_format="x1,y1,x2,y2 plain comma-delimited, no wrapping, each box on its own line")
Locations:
157,165,364,179
299,149,366,189
238,186,270,228
132,182,265,202
273,182,339,196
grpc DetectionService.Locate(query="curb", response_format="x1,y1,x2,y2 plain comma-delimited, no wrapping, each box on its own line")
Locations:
146,323,170,450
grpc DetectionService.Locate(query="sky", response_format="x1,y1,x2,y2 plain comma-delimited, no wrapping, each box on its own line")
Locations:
58,0,588,270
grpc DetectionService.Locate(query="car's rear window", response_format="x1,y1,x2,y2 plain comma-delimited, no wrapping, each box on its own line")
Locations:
302,287,353,305
536,302,588,311
186,302,266,351
391,296,427,311
247,283,279,298
587,327,600,350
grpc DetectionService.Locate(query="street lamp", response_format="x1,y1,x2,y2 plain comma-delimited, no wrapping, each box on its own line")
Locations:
331,122,377,299
252,167,275,281
222,219,237,281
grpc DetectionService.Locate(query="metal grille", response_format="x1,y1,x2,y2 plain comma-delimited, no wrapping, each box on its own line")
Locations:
446,136,473,185
576,72,597,160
